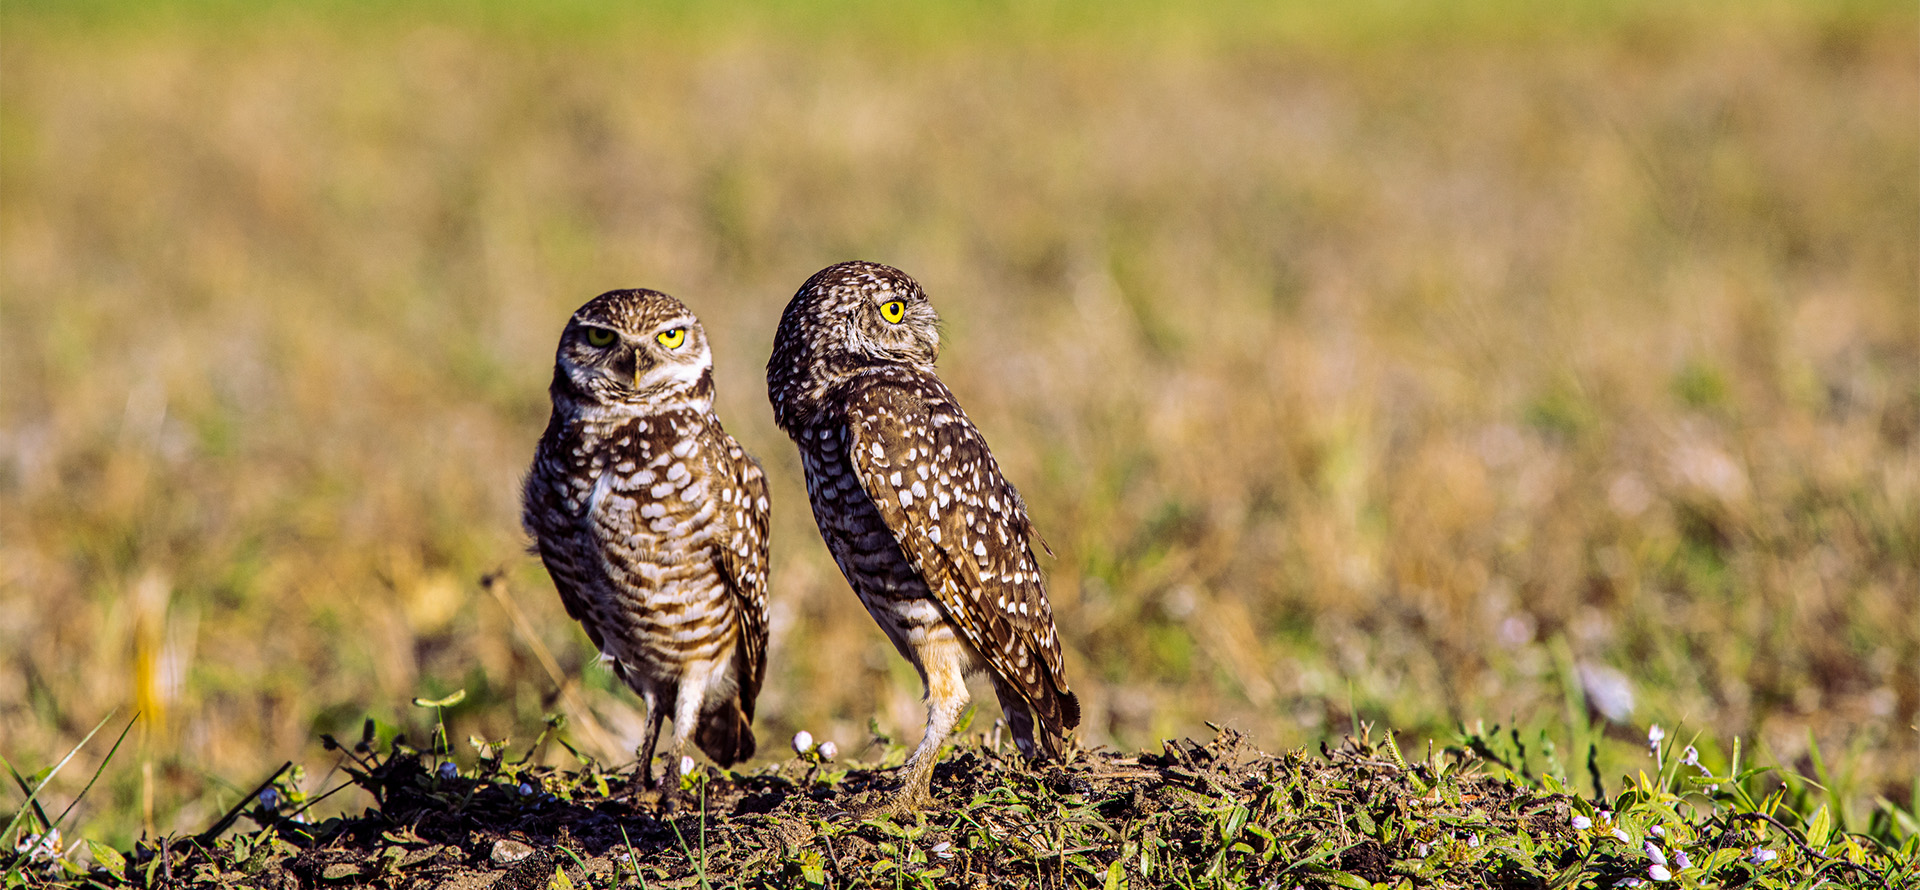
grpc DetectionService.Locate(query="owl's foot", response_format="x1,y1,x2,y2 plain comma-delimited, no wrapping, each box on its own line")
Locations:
627,764,657,794
835,791,924,822
839,759,936,820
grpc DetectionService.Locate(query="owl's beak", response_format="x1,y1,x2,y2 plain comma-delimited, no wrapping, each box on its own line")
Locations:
633,347,653,388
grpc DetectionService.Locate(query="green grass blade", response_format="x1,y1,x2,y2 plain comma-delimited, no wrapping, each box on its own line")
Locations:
50,714,139,835
1,710,120,880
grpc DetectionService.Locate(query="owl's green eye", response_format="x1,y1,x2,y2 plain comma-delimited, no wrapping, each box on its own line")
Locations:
584,327,616,347
656,328,687,349
880,300,906,324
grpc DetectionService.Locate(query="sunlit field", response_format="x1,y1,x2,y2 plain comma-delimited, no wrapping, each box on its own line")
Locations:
2,0,1914,850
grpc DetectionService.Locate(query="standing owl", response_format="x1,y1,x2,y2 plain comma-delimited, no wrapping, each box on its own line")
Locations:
523,289,770,787
767,261,1079,811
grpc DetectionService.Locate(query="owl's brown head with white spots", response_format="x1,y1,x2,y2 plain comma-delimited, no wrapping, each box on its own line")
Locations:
767,261,941,428
553,289,714,414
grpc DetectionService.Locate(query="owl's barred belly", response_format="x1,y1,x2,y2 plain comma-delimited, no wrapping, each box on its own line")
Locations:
587,541,739,671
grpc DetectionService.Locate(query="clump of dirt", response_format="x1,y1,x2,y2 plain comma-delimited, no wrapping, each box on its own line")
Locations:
84,727,1578,888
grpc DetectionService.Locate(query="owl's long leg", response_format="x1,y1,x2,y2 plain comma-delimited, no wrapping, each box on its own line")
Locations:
655,659,724,791
893,635,972,812
637,688,666,789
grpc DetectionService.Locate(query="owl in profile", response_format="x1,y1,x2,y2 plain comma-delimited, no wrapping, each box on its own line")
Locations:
767,261,1079,811
523,288,770,786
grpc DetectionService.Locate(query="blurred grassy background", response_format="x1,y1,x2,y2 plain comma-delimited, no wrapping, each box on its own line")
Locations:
3,0,1915,846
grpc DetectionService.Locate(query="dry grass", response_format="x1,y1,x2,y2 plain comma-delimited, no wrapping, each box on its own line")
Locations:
2,1,1914,847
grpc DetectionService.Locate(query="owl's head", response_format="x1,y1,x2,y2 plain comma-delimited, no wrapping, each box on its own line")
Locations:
552,289,714,412
767,261,941,404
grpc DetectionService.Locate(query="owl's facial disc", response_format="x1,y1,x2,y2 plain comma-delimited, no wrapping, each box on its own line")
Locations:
856,288,939,363
630,318,710,395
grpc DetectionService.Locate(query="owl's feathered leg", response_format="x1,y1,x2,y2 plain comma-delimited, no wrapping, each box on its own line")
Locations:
660,659,724,787
889,635,972,813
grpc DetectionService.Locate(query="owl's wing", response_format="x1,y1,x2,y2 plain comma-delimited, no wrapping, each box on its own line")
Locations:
713,434,771,717
522,442,611,653
842,376,1080,749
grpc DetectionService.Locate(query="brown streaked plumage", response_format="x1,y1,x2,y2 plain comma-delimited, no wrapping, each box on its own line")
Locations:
523,289,770,786
767,261,1079,812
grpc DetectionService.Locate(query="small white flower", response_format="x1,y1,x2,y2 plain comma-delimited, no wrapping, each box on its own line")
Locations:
1415,843,1429,857
1613,828,1632,843
1467,834,1480,848
1649,825,1665,837
931,841,953,859
1647,725,1665,750
1680,746,1699,767
1648,864,1671,882
1645,842,1666,866
680,755,696,776
1572,815,1593,830
1747,847,1777,865
817,740,838,761
1673,851,1690,869
15,828,62,863
1599,809,1614,822
792,730,815,754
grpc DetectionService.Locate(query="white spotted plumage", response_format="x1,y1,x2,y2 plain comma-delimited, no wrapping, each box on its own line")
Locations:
767,261,1079,811
524,289,769,786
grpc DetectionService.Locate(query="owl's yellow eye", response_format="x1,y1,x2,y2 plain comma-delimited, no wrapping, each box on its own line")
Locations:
584,327,616,347
880,300,906,324
656,328,687,349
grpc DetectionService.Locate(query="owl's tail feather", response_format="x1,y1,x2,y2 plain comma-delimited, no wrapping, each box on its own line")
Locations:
997,672,1081,762
694,699,756,768
1032,685,1082,761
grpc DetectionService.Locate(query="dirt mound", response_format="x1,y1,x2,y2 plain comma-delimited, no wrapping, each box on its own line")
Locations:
70,726,1598,888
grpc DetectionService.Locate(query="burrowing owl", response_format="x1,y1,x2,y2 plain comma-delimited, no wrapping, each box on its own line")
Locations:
767,261,1079,810
523,289,770,786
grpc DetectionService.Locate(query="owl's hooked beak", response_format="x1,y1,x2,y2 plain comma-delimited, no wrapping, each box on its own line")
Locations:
632,347,653,389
